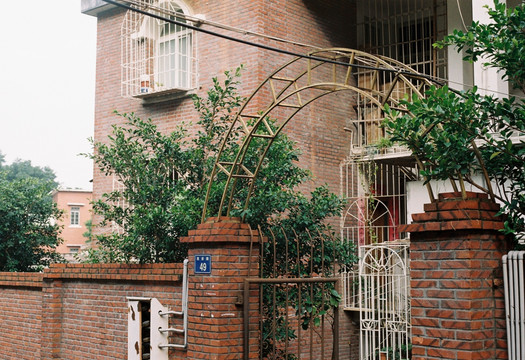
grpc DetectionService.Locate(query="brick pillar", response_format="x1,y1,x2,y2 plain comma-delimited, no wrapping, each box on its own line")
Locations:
181,217,260,359
41,270,64,359
400,192,509,360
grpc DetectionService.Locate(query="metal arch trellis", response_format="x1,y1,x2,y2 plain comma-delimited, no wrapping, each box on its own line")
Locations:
201,48,438,223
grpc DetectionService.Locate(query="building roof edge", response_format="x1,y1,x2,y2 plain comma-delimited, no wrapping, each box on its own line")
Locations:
81,0,117,17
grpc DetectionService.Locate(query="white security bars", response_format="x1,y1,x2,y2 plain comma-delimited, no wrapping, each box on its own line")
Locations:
121,0,197,98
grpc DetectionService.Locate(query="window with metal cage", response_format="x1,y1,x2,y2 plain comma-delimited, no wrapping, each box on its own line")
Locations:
121,0,196,99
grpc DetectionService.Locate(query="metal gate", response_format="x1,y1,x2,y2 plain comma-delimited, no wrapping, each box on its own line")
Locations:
246,225,355,359
359,243,411,360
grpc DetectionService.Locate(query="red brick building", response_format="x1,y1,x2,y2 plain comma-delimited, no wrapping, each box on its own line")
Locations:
82,0,356,227
77,1,521,359
82,0,522,241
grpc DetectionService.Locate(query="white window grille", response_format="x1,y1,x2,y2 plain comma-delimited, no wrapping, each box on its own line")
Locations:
340,160,420,309
355,0,448,78
351,0,448,151
121,0,197,98
70,206,80,226
340,161,418,247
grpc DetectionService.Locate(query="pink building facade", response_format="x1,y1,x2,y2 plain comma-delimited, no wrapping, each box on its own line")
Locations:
52,189,93,261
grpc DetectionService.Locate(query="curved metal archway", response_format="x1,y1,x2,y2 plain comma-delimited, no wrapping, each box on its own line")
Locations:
202,48,438,222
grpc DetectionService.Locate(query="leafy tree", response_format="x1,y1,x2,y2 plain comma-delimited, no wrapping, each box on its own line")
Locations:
82,219,94,243
384,0,525,242
0,152,58,187
4,159,58,186
84,68,254,264
86,67,351,262
0,175,63,271
0,153,62,271
441,0,525,93
87,68,355,358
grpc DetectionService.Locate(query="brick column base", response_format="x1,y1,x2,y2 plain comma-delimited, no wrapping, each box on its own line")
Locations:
400,192,509,360
181,217,260,359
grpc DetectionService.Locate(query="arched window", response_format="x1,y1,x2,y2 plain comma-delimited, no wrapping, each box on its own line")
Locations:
121,0,195,98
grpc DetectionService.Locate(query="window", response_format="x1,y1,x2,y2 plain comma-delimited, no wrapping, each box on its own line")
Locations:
157,5,191,90
122,0,195,98
70,207,80,226
355,0,448,78
68,246,80,254
352,0,448,149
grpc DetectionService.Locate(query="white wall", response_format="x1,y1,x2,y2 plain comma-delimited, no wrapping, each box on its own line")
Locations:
447,0,474,91
472,0,509,98
406,176,488,224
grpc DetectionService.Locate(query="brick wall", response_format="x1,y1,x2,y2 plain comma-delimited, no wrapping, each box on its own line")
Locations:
0,273,43,360
90,0,357,235
0,264,184,360
182,217,261,359
0,221,270,359
0,222,358,360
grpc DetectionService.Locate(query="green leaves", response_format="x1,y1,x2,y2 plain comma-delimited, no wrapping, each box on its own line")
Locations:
438,0,525,92
87,66,351,265
85,111,194,263
386,86,477,180
0,156,58,188
0,175,63,271
385,0,525,244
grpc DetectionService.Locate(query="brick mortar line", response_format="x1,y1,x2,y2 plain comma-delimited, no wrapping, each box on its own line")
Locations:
0,282,43,289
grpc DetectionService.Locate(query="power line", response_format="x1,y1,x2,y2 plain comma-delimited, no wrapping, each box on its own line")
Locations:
121,0,323,51
101,0,443,85
447,78,525,100
102,0,525,101
456,0,469,31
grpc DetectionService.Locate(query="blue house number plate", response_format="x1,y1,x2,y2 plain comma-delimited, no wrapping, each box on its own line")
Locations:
194,255,211,274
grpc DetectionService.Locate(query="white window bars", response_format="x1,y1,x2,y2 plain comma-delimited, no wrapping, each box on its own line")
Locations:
121,0,197,98
349,0,448,152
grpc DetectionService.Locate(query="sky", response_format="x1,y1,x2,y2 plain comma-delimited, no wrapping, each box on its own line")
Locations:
0,1,97,190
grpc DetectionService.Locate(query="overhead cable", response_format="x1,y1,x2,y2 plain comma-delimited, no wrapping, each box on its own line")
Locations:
121,0,322,51
456,0,469,31
101,0,443,85
102,0,525,100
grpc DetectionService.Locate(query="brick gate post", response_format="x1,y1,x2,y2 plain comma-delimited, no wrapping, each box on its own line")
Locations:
181,217,260,359
399,192,509,360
